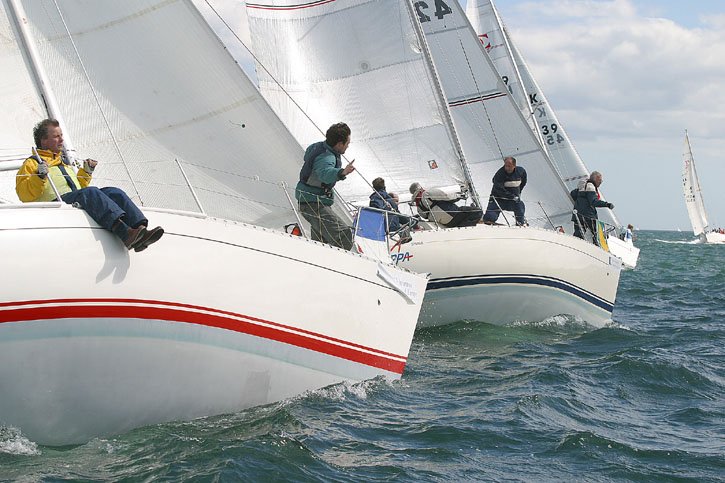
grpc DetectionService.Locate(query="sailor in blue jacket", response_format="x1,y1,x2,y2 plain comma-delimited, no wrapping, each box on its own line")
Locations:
368,177,416,242
571,171,614,244
482,156,527,226
295,122,356,249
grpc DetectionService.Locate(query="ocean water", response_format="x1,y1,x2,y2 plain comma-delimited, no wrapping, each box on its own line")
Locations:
1,230,723,481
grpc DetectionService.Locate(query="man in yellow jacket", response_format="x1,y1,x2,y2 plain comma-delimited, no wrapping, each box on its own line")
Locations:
16,119,163,251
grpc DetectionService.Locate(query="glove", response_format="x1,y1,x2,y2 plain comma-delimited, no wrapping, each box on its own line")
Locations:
83,158,97,174
37,159,48,179
607,202,614,209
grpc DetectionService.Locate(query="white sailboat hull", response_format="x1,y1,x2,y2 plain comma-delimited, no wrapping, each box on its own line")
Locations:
0,205,427,445
607,236,640,269
704,231,725,244
392,225,621,328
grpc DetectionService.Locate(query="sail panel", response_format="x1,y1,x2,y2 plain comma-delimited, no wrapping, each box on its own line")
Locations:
0,2,47,202
464,0,533,131
18,0,306,228
466,0,620,228
247,0,466,205
416,0,574,225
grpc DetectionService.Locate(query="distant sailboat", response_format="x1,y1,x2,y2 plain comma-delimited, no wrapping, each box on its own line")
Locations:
682,131,725,244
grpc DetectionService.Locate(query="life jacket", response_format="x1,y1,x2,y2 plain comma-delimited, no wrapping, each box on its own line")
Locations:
33,152,82,202
299,141,341,192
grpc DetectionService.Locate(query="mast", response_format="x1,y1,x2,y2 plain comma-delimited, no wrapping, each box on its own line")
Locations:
6,0,75,156
404,0,482,206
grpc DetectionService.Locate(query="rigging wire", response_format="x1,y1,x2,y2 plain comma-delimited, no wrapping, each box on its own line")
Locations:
50,0,141,202
200,0,379,201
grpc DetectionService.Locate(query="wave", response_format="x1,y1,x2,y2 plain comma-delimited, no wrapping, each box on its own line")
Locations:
654,239,701,244
0,426,40,456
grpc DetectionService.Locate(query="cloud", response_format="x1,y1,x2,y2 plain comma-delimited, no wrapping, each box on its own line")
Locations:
516,0,637,19
505,0,725,141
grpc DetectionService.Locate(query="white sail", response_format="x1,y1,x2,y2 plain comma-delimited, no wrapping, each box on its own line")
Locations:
415,0,573,227
245,0,468,206
682,131,709,236
466,0,619,229
17,0,310,228
0,5,46,201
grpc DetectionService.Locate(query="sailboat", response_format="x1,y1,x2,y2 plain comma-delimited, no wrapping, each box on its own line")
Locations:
0,0,428,446
682,131,725,244
244,0,621,328
465,0,640,268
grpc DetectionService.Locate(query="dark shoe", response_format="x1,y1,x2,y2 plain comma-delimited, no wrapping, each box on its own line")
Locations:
133,226,164,252
124,226,145,250
399,235,413,245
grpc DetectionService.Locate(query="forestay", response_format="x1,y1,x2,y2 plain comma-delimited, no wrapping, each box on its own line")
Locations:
12,0,307,229
245,0,467,207
465,0,619,228
414,0,573,227
682,131,708,236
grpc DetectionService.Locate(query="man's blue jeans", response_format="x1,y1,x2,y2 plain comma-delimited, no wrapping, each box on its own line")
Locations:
62,187,147,239
483,197,526,225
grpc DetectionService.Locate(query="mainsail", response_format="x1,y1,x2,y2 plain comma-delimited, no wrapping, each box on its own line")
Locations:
682,131,709,236
414,0,574,227
466,0,619,228
245,0,469,207
9,0,308,229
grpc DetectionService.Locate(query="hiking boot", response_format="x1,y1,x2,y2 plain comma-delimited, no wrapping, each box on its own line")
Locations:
133,226,164,252
124,226,145,250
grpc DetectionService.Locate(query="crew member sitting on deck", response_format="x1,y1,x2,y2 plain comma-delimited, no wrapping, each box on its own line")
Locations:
409,182,482,228
369,177,413,242
16,119,164,252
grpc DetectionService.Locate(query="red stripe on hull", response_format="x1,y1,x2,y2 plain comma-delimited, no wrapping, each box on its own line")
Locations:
0,300,406,374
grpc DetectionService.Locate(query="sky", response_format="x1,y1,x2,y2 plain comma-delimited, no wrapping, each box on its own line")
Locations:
203,0,725,231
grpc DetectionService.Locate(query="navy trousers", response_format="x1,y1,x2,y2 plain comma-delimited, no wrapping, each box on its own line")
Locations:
483,197,526,225
62,186,147,240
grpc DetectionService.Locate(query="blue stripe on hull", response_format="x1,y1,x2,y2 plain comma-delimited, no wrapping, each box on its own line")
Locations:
427,274,614,313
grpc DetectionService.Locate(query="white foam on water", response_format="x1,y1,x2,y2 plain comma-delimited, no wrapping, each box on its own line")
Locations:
655,239,701,244
509,314,591,330
0,426,41,456
304,377,390,403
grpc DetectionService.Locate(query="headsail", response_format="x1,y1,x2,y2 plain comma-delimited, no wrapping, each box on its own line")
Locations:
682,131,709,236
416,0,573,227
245,0,468,207
10,0,307,229
466,0,619,228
